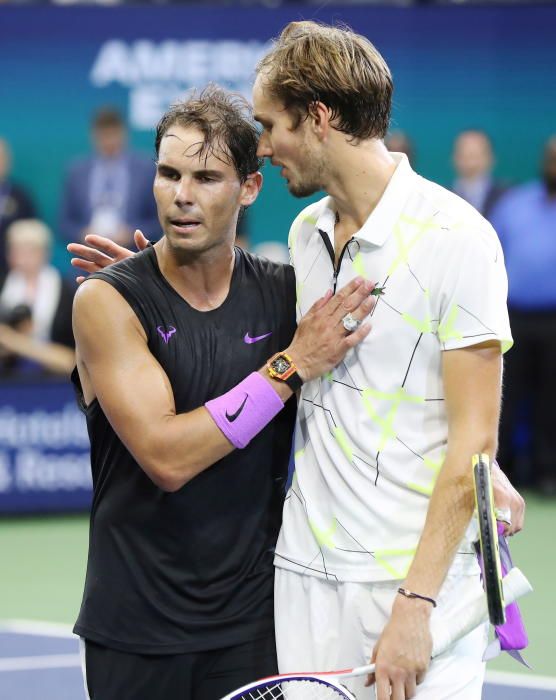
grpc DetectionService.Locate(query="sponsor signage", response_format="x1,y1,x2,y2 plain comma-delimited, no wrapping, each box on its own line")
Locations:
0,382,91,513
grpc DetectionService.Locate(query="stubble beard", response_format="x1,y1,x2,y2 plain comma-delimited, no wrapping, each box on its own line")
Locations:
288,179,322,198
286,150,327,199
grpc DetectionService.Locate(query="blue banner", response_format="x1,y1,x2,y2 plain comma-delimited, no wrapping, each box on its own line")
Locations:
0,382,91,513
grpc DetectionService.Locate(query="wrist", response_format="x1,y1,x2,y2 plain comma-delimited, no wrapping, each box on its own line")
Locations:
283,346,309,383
205,372,284,449
267,350,305,391
260,369,294,401
394,590,435,617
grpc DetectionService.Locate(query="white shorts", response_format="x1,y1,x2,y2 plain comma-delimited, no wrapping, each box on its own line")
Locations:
274,568,487,700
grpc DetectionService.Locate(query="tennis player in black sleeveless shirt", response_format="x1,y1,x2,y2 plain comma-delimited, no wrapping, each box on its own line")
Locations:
71,87,375,700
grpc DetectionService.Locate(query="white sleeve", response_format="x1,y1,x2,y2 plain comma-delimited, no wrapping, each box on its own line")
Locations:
430,222,513,353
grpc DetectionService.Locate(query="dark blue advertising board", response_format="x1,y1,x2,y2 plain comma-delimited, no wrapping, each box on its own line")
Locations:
0,382,91,513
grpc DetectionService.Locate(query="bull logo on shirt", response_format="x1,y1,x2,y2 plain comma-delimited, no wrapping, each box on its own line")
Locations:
156,325,177,344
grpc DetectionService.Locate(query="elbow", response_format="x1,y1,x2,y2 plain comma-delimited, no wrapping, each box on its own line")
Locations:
140,452,193,493
155,476,187,493
144,461,190,493
450,427,498,469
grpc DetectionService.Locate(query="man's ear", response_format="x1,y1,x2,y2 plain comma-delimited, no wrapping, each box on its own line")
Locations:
240,171,263,207
308,101,332,141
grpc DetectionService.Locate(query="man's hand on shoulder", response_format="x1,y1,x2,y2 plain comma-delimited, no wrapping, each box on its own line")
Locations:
67,229,150,284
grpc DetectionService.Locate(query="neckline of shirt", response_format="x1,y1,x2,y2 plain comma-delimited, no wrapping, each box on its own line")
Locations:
315,152,417,248
146,244,244,317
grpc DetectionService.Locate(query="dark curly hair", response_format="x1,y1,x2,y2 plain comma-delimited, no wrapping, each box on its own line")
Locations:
155,84,262,182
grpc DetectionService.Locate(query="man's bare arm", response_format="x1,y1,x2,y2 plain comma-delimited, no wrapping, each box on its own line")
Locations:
371,340,502,700
74,276,375,493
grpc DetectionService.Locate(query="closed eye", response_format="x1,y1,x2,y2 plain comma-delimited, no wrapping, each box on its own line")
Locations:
157,164,180,180
195,170,224,183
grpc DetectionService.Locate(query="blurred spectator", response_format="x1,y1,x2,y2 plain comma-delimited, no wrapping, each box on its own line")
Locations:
491,136,556,495
0,137,36,275
0,219,75,377
452,129,508,219
385,129,415,166
59,107,158,246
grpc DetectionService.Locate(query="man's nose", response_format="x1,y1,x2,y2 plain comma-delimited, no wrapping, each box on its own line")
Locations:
256,133,272,159
175,178,194,206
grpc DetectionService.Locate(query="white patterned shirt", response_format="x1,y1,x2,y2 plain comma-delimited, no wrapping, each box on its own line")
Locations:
275,154,512,582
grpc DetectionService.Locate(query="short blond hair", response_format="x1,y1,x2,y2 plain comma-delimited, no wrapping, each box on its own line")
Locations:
6,219,52,251
257,21,393,141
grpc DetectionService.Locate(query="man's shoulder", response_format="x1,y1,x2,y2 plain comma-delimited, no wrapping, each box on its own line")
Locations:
73,275,127,321
74,254,154,331
408,176,503,265
238,246,294,283
90,246,157,287
413,175,495,235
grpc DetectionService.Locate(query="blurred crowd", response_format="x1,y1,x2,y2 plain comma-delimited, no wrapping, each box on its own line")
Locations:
1,112,555,493
0,108,158,382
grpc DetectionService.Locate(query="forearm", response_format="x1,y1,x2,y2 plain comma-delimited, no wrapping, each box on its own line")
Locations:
121,368,294,492
403,452,479,598
134,404,237,491
404,343,501,599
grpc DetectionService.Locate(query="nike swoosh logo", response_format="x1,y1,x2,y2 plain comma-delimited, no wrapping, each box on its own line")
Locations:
225,394,248,422
244,331,272,344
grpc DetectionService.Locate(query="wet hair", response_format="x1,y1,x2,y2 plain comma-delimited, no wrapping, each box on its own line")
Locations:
256,21,393,142
155,85,262,182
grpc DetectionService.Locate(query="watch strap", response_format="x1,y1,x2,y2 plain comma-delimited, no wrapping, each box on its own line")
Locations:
284,370,303,392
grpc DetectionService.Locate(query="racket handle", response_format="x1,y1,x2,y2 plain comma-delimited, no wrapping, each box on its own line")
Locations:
431,567,532,657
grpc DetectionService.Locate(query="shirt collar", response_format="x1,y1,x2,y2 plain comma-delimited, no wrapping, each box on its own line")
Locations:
315,153,417,247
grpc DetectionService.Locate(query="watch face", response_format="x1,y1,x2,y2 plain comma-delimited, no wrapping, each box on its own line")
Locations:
271,356,291,375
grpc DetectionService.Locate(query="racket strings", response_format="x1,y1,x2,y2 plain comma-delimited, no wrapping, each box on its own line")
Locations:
236,678,351,700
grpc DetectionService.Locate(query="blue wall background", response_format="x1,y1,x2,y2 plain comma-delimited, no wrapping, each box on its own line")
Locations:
1,4,555,268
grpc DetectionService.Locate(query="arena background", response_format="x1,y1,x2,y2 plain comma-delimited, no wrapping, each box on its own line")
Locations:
2,4,556,261
1,3,555,699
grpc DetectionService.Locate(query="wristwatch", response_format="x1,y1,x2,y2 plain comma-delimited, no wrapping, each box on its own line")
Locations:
267,352,304,392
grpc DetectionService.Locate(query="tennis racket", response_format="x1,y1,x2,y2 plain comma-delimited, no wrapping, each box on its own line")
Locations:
220,567,532,700
472,453,505,625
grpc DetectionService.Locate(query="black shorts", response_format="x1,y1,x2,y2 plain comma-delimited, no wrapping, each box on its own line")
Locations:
82,632,277,700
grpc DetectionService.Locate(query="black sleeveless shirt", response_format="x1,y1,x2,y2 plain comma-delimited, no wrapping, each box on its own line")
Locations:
72,246,297,654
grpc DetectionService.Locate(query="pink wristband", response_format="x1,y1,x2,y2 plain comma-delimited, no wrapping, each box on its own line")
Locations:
205,372,284,449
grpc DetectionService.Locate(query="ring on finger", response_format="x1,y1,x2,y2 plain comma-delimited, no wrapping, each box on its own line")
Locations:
495,507,512,527
342,312,361,333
